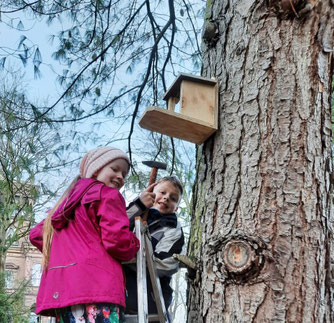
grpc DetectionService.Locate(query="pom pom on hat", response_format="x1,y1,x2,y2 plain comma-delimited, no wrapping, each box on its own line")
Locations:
80,146,130,178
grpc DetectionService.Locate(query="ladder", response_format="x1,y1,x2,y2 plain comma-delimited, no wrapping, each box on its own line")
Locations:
124,217,169,323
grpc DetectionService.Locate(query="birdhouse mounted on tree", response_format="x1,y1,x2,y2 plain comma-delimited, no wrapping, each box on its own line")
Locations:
139,73,218,145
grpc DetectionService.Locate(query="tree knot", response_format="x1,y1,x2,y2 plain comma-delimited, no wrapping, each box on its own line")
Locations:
222,237,265,283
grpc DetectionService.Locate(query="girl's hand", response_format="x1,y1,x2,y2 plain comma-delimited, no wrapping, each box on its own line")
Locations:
139,182,157,208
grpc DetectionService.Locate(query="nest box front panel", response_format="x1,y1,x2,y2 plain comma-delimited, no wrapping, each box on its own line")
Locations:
180,80,215,126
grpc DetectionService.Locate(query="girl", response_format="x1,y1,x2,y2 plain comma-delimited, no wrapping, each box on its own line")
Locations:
29,146,140,323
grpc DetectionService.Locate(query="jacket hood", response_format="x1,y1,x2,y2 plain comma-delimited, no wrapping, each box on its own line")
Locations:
51,178,101,230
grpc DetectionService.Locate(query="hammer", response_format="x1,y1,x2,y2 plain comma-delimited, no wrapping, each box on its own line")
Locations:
142,160,167,186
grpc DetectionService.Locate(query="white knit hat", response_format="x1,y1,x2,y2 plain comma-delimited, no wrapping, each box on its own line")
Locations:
80,147,130,178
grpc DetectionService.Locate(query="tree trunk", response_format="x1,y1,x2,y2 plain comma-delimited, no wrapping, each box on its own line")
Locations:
0,227,6,274
187,1,334,322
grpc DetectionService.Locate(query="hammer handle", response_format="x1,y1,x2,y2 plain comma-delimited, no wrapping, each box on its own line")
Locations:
149,167,158,186
143,167,158,222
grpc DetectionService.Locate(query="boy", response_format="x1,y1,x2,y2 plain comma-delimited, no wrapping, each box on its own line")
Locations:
125,176,185,321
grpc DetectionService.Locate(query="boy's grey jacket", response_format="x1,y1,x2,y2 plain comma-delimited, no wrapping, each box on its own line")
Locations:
126,198,184,277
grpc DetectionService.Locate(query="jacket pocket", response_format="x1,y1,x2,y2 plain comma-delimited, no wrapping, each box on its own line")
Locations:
48,263,77,270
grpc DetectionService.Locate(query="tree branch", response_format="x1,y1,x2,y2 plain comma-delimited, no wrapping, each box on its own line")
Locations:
127,0,176,163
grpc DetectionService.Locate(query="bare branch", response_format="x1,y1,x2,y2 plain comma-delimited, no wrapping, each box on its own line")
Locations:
127,0,176,163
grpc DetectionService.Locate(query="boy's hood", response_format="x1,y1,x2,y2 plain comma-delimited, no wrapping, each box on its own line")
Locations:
51,178,100,230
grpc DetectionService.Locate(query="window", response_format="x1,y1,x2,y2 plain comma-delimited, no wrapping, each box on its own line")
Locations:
5,270,14,289
6,227,19,246
31,263,42,287
29,312,39,323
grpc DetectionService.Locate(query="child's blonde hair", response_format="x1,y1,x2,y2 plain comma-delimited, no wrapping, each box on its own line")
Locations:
42,176,80,269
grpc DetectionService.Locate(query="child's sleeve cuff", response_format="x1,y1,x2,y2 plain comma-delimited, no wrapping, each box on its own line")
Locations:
134,197,147,211
126,197,147,221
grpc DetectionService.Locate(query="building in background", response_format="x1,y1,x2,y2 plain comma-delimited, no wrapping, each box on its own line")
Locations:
5,233,52,323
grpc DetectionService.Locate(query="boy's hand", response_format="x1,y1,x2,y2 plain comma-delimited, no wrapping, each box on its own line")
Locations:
139,183,157,208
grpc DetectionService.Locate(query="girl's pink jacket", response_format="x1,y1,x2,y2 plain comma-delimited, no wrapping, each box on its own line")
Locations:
29,178,139,316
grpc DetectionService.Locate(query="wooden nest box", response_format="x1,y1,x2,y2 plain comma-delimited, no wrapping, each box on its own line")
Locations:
139,73,218,145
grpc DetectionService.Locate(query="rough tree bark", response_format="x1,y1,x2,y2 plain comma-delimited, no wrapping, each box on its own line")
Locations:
187,1,334,322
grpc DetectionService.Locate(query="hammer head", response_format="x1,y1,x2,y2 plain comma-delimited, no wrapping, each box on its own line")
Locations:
142,160,167,170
